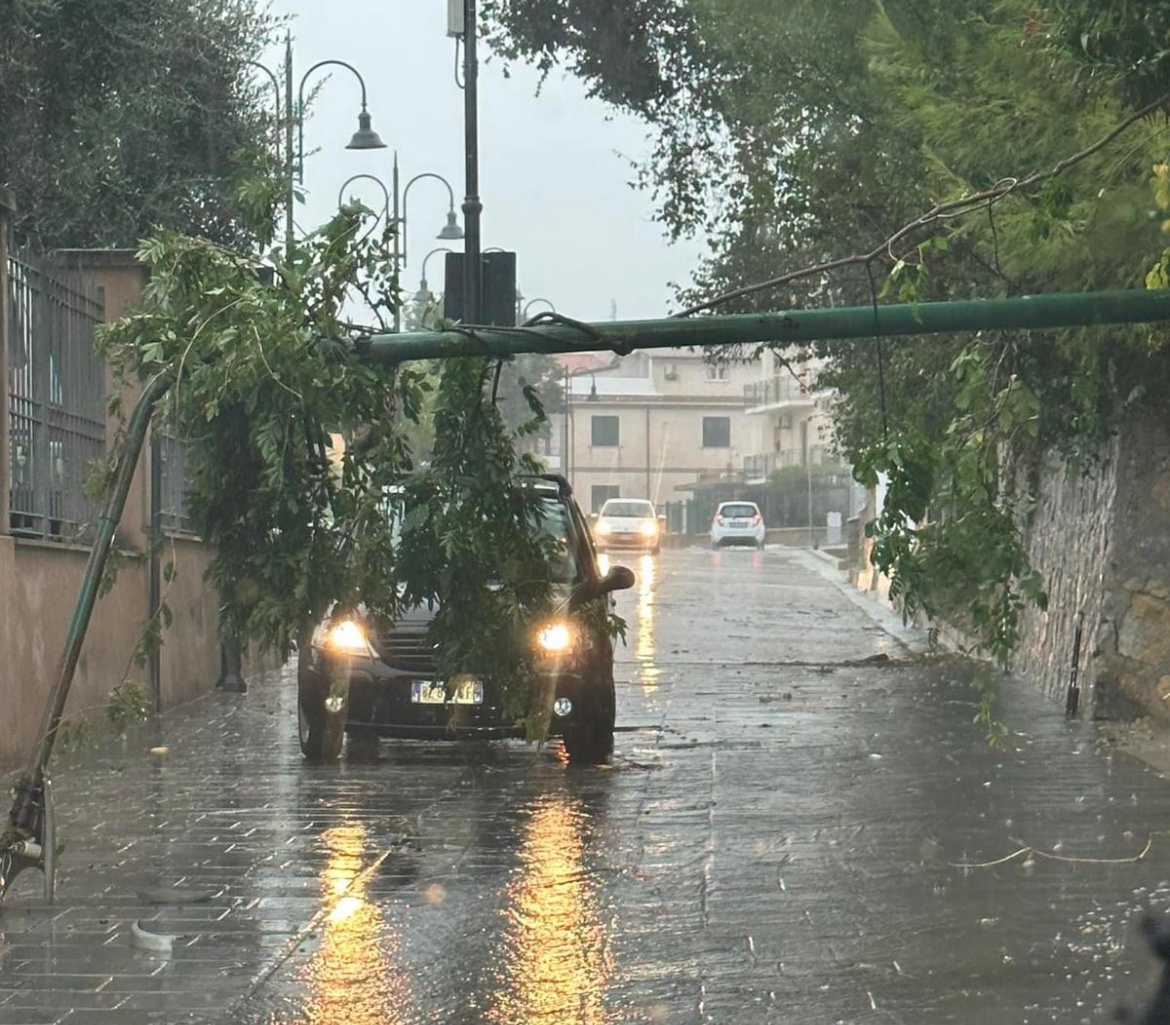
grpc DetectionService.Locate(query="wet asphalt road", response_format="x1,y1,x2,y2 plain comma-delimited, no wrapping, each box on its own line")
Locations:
5,545,1170,1024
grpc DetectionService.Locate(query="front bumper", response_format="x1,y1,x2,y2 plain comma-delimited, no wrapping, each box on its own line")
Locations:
594,531,659,549
298,649,590,740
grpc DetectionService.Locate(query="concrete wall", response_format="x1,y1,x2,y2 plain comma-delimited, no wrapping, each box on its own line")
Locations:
0,245,234,770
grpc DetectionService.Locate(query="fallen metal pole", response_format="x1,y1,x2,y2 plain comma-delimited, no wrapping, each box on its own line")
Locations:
362,289,1170,363
1,373,170,904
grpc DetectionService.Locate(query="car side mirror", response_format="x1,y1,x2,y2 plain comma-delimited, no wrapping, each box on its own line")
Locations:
571,564,635,607
599,565,635,594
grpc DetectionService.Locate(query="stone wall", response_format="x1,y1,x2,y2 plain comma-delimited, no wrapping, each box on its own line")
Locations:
1014,443,1117,710
1015,413,1170,722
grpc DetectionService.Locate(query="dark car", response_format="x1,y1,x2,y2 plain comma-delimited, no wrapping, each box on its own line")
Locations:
296,474,635,764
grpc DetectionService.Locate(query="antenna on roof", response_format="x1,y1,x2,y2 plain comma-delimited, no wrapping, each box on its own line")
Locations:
610,299,617,321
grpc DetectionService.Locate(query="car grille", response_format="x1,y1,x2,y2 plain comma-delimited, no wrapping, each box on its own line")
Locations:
375,625,437,675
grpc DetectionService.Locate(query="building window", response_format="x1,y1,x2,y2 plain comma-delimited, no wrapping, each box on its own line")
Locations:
705,363,729,381
591,415,620,447
702,416,731,448
591,485,620,513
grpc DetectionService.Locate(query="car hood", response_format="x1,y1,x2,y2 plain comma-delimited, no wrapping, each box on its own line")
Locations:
370,581,576,631
598,516,654,528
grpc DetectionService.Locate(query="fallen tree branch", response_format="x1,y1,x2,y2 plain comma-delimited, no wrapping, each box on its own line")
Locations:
950,835,1154,870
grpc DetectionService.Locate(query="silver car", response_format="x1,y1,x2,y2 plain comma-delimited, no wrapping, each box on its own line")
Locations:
592,498,661,554
710,500,766,549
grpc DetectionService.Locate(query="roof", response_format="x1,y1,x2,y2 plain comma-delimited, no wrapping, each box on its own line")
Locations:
555,352,619,374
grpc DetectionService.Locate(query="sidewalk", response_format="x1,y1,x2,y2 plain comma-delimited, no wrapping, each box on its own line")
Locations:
0,664,346,1025
789,545,932,656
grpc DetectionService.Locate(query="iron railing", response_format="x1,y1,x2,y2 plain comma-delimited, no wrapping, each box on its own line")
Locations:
7,250,105,543
744,453,782,481
743,373,817,411
157,433,196,534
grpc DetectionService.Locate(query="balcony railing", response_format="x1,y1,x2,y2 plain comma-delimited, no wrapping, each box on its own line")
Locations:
743,452,804,481
743,373,818,412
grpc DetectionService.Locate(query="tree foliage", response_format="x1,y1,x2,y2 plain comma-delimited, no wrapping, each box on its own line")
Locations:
0,0,280,248
484,0,1170,663
96,189,606,732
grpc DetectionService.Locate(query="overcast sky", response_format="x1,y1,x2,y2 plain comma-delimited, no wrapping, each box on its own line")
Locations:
262,0,704,323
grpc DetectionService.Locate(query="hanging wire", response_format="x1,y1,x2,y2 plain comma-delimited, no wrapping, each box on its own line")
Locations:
491,358,505,404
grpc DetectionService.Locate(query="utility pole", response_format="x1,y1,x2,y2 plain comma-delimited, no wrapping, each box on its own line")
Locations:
461,0,482,324
284,34,295,261
563,367,571,482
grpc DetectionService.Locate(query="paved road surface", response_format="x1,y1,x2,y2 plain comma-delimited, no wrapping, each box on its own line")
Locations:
2,546,1169,1024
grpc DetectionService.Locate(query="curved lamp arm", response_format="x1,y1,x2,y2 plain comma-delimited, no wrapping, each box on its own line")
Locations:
419,246,454,288
337,174,391,223
402,171,457,212
244,60,281,131
399,172,460,265
295,59,378,181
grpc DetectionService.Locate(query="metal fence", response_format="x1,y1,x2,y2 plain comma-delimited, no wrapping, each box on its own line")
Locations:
7,249,106,543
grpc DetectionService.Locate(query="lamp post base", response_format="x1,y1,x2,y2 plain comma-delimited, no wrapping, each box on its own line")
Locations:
217,640,247,694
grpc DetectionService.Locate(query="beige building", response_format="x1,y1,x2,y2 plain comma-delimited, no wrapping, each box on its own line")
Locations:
551,348,760,513
741,348,842,481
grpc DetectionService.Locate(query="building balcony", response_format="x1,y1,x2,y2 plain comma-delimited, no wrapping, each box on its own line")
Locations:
743,374,818,414
743,451,804,482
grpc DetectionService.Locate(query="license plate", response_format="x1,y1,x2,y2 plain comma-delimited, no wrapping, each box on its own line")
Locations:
411,679,484,705
730,519,746,527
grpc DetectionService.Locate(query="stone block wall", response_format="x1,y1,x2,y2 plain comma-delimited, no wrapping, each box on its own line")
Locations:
1015,413,1170,722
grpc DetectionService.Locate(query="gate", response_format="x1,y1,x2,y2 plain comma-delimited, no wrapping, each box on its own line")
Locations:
7,248,106,543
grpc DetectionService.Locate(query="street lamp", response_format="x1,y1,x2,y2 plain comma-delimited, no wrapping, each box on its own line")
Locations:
562,368,599,488
451,0,483,324
336,164,464,330
247,33,387,258
414,247,455,303
392,156,464,330
585,370,600,402
412,247,455,328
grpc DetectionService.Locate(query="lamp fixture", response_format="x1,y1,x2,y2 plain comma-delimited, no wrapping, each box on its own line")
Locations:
346,110,386,151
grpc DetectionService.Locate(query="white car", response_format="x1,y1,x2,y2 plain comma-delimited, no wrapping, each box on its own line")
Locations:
710,500,766,549
593,498,661,554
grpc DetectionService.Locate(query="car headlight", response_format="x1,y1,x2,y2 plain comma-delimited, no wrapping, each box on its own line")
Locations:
595,521,612,535
639,521,658,537
535,620,576,653
323,618,374,656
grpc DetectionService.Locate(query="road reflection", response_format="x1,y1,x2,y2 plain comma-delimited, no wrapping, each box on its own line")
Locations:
633,554,659,691
296,822,411,1025
599,553,658,692
488,791,612,1024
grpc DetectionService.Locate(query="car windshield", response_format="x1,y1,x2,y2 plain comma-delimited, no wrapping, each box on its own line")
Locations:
720,504,758,518
601,501,655,519
383,491,578,585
